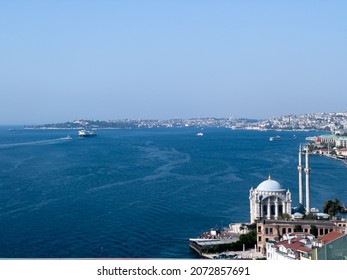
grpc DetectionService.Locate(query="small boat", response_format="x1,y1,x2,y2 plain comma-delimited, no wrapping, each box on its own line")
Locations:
269,136,281,141
305,136,317,141
78,129,97,137
197,132,204,136
64,134,72,140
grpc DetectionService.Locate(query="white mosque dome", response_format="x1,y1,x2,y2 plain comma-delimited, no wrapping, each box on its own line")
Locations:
256,176,284,192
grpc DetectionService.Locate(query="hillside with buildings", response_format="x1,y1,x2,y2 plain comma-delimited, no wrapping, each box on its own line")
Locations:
25,111,347,132
256,112,347,132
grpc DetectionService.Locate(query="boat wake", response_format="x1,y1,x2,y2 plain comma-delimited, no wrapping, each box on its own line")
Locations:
0,138,70,149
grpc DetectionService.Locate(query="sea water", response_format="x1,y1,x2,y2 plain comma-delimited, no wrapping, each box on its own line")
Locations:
0,127,346,258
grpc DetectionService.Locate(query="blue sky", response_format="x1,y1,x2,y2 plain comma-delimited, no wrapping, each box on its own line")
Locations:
0,0,346,124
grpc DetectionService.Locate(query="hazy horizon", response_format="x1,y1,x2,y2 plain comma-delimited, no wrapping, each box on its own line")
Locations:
1,1,346,125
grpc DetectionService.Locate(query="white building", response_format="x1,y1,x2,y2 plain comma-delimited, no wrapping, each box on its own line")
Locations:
336,136,347,148
249,176,292,223
228,223,249,234
266,233,315,260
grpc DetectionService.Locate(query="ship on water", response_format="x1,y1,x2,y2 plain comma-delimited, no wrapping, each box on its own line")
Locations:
78,129,97,137
269,135,281,141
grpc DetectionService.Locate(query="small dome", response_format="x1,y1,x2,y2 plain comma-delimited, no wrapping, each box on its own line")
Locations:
256,175,284,191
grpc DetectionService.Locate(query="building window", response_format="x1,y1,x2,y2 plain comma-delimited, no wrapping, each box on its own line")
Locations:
265,228,268,234
288,228,292,233
271,205,275,216
258,226,261,232
270,228,273,235
282,228,286,235
279,205,283,215
258,236,262,242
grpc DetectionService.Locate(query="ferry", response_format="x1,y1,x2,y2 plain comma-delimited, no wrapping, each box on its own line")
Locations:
78,129,97,137
269,136,281,141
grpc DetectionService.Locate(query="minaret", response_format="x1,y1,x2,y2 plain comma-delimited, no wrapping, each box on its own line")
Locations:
298,145,303,207
249,187,254,223
304,146,311,214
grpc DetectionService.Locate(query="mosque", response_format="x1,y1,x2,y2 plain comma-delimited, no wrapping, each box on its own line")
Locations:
249,146,311,223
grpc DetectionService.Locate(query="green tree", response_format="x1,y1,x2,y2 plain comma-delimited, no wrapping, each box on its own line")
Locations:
201,229,257,254
323,198,343,216
239,230,256,249
294,225,303,232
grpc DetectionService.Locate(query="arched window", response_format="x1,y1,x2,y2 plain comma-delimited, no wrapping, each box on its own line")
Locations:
263,205,267,216
278,205,283,215
271,205,275,216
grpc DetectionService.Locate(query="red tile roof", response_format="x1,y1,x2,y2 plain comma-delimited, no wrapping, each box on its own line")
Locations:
317,231,343,244
274,236,314,258
275,238,309,251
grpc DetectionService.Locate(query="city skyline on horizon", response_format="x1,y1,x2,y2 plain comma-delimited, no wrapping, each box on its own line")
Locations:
3,109,347,127
1,1,346,125
20,111,347,133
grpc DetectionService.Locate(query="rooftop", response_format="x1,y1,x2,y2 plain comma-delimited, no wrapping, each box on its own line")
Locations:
317,231,343,244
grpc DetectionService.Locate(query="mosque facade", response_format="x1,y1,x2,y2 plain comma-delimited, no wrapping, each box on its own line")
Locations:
249,175,292,223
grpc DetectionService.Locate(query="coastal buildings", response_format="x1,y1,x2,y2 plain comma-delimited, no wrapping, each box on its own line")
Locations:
257,219,346,255
266,231,347,260
24,111,347,132
266,232,316,260
252,144,347,259
256,112,347,132
308,134,347,157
